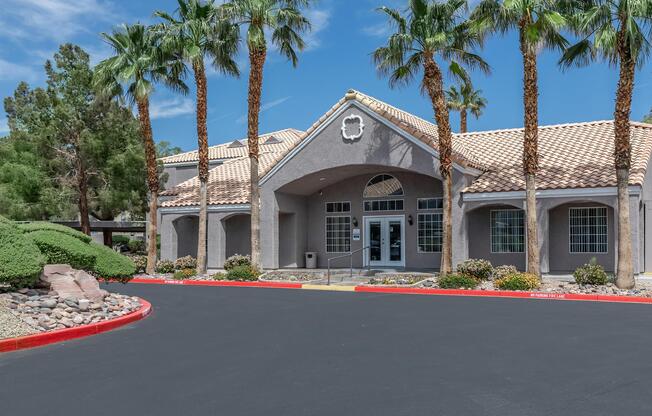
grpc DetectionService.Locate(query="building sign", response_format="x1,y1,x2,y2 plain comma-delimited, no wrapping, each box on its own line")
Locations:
352,228,361,241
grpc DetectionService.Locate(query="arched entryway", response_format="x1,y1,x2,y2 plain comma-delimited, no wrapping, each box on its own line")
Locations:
467,203,526,271
173,215,199,258
223,214,251,258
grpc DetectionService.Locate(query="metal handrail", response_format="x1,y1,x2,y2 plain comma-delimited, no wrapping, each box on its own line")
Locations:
326,246,371,285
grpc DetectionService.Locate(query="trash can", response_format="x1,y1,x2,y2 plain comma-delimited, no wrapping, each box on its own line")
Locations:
305,252,317,269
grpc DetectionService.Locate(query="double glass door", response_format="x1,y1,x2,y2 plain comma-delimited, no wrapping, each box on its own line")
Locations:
364,216,405,267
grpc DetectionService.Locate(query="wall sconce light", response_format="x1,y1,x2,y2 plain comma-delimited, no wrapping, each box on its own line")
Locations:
408,215,413,226
352,217,359,227
318,190,323,196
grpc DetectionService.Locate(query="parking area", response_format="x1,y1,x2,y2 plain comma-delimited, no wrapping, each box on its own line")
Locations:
1,284,652,415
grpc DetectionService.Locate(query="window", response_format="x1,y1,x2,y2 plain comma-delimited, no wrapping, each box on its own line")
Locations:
363,199,404,212
569,207,608,253
418,213,442,252
326,201,350,213
491,209,524,253
326,216,351,253
418,198,443,210
363,174,404,198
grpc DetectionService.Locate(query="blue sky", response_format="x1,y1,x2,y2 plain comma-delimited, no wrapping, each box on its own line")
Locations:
0,0,651,151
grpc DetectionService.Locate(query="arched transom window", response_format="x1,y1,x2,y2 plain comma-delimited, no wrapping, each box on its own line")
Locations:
363,174,404,198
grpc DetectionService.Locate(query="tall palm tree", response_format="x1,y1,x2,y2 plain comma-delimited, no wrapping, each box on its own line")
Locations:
445,81,487,133
374,0,489,274
222,0,311,268
94,24,187,274
155,0,240,275
560,0,652,289
472,0,567,277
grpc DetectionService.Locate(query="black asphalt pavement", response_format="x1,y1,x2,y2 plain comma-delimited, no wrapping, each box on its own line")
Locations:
2,284,652,415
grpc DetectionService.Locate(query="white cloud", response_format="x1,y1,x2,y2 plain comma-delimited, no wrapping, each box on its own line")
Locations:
0,118,9,134
303,9,331,51
236,96,291,124
362,23,391,38
0,59,39,82
150,97,195,120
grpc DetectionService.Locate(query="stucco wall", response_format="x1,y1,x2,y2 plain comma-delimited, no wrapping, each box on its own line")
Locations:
224,214,251,258
260,101,468,269
548,202,615,272
467,205,527,270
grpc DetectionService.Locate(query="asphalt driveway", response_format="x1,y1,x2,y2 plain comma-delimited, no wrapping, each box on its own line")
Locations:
1,284,652,415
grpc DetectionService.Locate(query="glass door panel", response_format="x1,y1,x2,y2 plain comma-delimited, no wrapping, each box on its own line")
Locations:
388,220,402,262
369,221,382,261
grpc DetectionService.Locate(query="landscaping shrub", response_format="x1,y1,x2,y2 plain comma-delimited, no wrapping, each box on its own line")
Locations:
128,239,145,253
18,222,92,243
456,258,493,280
226,265,260,281
0,215,14,226
0,222,46,288
112,235,130,246
131,255,147,274
210,272,227,281
155,259,175,274
224,254,251,271
437,273,479,289
494,272,540,291
27,230,96,270
573,260,608,285
174,255,197,270
89,243,135,282
173,268,197,280
492,265,519,280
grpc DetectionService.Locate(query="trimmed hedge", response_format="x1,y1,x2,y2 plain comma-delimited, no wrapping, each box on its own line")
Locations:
456,258,493,280
224,254,252,271
437,273,479,289
0,222,46,288
89,243,136,282
494,272,541,291
226,265,260,281
27,230,97,270
18,222,92,243
573,260,608,285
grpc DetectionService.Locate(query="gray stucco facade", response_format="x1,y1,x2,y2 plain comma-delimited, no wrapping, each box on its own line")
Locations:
159,100,652,275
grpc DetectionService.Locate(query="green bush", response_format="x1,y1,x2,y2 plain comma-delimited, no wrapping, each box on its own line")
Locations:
173,268,197,280
573,260,608,285
155,259,175,274
112,235,130,246
131,255,147,274
210,272,227,281
27,230,97,270
492,265,519,280
0,222,46,288
18,222,92,243
0,216,15,226
494,272,541,291
437,273,479,289
226,265,260,281
224,254,251,271
128,239,145,253
89,243,135,282
174,255,197,270
456,258,493,280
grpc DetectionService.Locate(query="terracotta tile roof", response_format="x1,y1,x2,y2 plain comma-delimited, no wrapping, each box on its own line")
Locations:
158,128,304,164
460,120,652,193
159,90,652,207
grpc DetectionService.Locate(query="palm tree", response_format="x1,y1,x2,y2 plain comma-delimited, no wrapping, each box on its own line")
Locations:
155,0,240,275
374,0,489,274
445,81,487,133
222,0,311,268
472,0,567,277
560,0,652,289
94,24,187,274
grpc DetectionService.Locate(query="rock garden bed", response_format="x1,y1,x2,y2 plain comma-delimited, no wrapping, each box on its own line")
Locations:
259,270,325,282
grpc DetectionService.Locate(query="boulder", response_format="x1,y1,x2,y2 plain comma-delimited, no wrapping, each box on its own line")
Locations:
39,265,107,302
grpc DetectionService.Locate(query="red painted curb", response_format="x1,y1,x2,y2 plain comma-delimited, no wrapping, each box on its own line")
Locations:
0,298,152,354
128,278,303,289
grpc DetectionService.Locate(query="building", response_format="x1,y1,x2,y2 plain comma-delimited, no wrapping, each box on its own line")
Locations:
158,89,652,274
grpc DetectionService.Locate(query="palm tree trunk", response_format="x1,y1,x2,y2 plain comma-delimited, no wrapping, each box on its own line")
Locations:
614,26,635,289
76,155,91,236
194,60,209,275
460,109,467,134
423,55,453,274
520,23,540,276
136,97,159,275
247,46,266,268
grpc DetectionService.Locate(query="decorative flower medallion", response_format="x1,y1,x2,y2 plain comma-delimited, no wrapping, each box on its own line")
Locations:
341,114,365,141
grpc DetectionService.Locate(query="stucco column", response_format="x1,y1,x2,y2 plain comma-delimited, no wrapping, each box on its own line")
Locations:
260,188,279,269
451,173,468,268
207,212,228,269
629,193,641,275
537,200,550,274
159,214,176,261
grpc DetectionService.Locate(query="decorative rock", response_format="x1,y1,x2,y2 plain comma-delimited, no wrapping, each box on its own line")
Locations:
72,315,84,325
40,299,57,309
72,270,108,302
78,299,90,312
40,265,85,300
